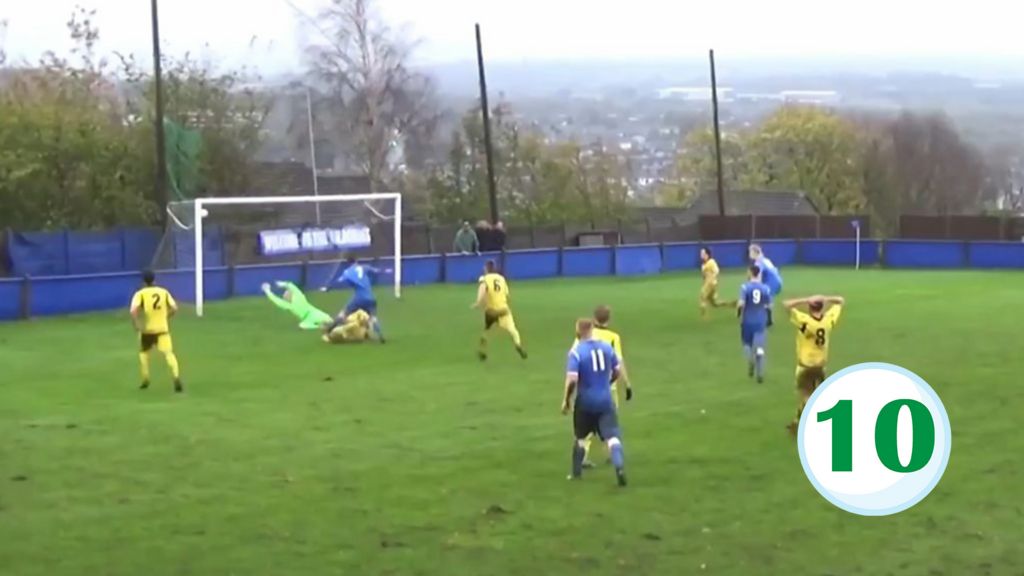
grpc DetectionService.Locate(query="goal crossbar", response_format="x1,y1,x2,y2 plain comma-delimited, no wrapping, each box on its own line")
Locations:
184,193,402,317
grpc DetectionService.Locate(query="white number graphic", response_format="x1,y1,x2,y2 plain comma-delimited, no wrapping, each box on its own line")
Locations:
752,289,762,304
356,266,364,279
590,349,606,371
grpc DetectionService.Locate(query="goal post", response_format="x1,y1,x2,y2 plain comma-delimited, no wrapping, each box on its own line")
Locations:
159,193,402,317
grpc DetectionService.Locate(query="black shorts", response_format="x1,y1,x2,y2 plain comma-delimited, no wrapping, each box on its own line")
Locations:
140,333,165,352
484,309,508,329
573,406,621,441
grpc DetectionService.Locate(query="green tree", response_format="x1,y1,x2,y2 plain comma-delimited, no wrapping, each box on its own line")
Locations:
118,52,269,200
745,106,867,214
0,8,154,229
0,6,270,230
659,126,748,206
427,104,630,224
306,0,440,189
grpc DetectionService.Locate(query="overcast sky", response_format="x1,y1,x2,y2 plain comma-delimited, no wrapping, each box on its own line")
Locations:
3,0,1022,73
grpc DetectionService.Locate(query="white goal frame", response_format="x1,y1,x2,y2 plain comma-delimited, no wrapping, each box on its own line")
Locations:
184,193,402,317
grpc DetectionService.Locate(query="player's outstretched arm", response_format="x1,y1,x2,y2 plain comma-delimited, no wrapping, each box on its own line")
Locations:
470,282,487,309
562,373,578,414
614,366,634,401
262,283,295,312
130,306,142,332
825,295,845,306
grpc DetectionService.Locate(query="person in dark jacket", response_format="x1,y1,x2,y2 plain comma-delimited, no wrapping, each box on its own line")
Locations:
475,220,494,252
492,221,507,252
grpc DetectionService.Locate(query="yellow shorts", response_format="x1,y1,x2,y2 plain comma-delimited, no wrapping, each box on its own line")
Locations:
796,365,827,395
700,283,718,304
327,323,369,343
484,309,517,332
140,333,173,354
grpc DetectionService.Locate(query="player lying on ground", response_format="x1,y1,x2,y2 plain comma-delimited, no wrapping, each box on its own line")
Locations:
737,265,772,384
262,281,334,330
699,247,731,317
130,270,184,393
575,305,633,468
749,243,783,326
322,309,373,344
327,255,390,343
563,318,627,487
472,259,527,360
783,294,845,434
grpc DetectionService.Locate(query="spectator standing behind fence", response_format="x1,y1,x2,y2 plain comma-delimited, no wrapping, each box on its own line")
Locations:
476,220,494,252
493,221,507,252
453,221,480,254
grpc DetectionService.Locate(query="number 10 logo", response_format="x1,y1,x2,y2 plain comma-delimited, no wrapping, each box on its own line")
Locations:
798,363,951,516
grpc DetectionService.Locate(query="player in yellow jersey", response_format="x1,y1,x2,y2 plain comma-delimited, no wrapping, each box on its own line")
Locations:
577,305,634,467
699,247,727,317
783,294,845,434
130,270,183,393
471,260,527,360
322,309,372,344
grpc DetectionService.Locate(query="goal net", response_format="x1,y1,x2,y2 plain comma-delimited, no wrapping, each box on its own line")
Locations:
151,193,402,316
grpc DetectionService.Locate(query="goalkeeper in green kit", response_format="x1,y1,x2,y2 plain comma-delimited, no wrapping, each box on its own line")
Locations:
262,281,334,330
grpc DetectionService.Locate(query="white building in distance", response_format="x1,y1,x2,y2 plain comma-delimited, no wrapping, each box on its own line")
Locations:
656,87,734,102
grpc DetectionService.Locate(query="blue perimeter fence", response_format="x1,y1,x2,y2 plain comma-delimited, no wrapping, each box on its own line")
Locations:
2,238,1024,321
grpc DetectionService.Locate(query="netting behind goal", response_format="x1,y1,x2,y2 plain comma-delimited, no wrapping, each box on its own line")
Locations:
151,194,401,314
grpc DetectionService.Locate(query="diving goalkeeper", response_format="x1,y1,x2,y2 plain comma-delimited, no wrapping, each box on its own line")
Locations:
262,281,334,330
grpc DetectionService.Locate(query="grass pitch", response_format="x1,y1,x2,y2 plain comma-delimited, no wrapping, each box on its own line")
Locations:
0,268,1021,576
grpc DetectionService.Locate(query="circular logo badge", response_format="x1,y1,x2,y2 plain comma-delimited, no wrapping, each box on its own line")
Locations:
798,362,951,516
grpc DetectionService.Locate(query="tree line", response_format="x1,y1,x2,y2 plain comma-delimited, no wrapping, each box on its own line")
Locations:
0,1,1017,232
663,105,1002,234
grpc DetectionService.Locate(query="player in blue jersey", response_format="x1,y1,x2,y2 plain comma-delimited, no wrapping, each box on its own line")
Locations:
562,318,627,487
737,265,772,383
749,244,783,326
330,255,390,343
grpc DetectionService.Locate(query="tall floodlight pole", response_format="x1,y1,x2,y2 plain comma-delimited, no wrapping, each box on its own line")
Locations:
475,23,500,224
151,0,168,224
306,87,322,225
709,49,726,216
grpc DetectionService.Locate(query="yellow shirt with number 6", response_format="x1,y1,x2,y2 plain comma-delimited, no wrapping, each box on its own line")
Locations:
478,272,510,313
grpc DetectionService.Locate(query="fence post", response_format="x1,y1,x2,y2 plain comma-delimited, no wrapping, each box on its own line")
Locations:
645,217,653,243
557,245,565,277
659,241,666,273
611,243,618,275
227,265,236,298
426,224,435,254
20,274,31,320
119,227,129,271
529,224,537,249
439,252,448,283
561,221,568,247
500,248,507,275
62,228,72,275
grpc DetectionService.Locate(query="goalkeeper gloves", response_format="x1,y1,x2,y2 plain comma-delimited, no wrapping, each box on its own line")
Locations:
625,386,633,401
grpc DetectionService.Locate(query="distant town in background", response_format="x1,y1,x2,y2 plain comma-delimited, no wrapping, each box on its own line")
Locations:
258,59,1024,206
